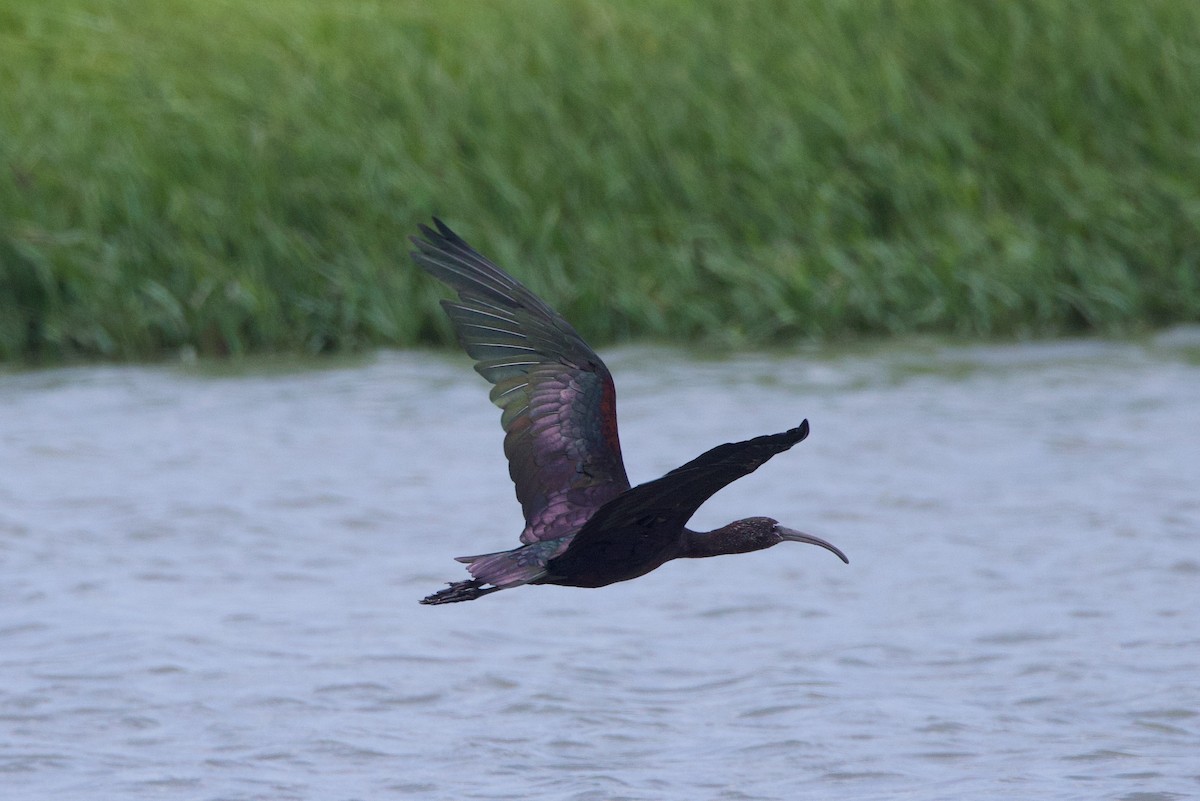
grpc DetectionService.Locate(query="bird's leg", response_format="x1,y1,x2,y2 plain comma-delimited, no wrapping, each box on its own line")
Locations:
419,579,501,605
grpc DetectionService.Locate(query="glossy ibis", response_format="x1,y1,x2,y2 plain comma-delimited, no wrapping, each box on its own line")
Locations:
412,219,847,605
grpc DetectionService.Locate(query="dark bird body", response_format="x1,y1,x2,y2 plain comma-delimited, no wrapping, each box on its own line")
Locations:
412,219,847,605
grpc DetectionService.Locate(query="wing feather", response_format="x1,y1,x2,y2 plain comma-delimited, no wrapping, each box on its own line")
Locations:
549,422,810,571
412,218,631,543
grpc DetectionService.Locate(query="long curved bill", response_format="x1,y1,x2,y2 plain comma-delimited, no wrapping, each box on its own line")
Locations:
777,526,849,564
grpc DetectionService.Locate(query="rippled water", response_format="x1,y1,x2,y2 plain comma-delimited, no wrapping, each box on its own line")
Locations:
2,334,1199,800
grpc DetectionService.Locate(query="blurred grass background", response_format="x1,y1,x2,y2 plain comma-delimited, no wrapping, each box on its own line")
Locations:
2,0,1199,361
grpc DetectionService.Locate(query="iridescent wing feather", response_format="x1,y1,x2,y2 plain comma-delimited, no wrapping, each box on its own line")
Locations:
411,219,631,543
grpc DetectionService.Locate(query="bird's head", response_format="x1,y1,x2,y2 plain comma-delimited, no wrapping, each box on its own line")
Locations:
743,516,849,563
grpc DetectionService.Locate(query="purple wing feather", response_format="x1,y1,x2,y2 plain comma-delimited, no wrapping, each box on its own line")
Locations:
411,219,631,543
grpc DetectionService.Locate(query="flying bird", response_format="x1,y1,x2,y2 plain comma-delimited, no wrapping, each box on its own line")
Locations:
412,219,847,604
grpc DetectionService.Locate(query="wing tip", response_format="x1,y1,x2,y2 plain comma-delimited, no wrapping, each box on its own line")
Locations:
411,217,460,252
775,420,809,446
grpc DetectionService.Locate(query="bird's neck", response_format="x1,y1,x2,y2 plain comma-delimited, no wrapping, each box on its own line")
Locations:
680,525,770,559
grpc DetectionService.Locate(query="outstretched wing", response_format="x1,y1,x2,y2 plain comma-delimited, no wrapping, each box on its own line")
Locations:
549,422,809,571
411,218,631,543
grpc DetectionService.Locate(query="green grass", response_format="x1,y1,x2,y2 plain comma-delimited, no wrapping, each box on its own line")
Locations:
2,0,1199,361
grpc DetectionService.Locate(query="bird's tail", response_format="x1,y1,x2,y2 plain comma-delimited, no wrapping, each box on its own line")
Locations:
419,579,501,605
420,544,552,605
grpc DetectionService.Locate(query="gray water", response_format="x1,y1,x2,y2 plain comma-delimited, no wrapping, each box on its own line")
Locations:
2,334,1199,800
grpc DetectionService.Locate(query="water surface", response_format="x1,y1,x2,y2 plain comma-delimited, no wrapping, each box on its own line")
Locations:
2,335,1198,800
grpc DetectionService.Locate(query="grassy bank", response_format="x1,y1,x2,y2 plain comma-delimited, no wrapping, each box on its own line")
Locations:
2,0,1199,361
